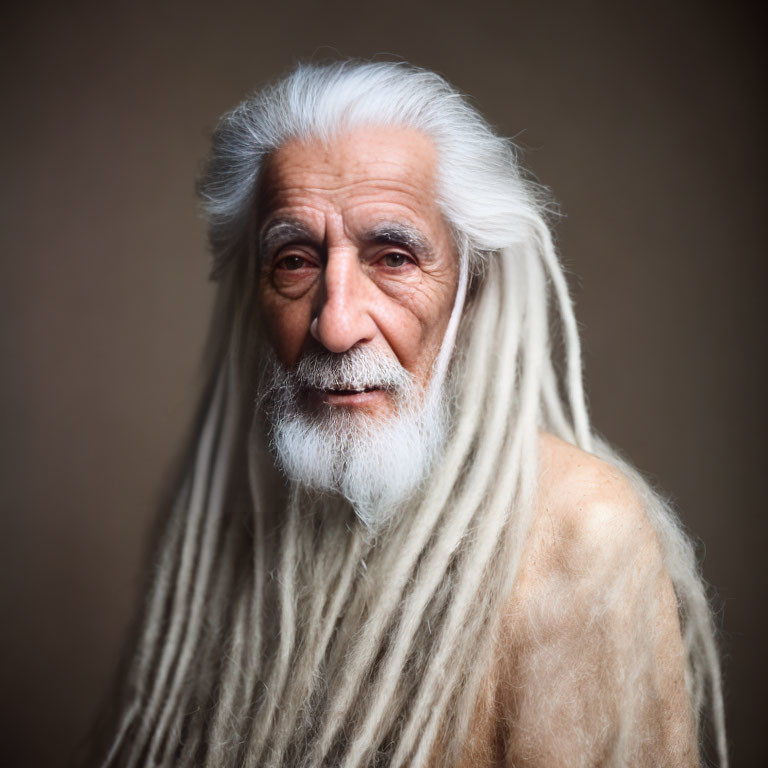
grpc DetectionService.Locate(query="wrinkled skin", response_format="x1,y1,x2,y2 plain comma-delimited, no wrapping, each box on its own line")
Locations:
257,127,697,767
257,126,458,416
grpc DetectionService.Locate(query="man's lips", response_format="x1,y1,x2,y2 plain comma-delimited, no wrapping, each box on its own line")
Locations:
303,386,387,406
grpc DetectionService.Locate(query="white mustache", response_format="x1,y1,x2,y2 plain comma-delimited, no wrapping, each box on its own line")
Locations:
259,344,447,530
291,348,414,394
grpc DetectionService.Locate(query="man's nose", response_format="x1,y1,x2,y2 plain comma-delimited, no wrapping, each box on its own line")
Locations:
310,250,377,354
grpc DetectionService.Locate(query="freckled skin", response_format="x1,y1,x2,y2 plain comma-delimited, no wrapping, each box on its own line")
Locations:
256,127,459,416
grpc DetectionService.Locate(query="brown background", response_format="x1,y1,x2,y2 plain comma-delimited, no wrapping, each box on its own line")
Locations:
1,1,765,765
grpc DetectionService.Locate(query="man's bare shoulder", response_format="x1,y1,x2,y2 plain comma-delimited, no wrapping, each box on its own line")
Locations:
495,433,696,766
527,431,661,583
506,431,668,639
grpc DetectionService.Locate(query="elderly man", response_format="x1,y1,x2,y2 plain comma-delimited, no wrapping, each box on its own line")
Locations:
97,61,726,767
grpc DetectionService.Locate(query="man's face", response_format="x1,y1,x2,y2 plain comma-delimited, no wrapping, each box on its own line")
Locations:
256,126,459,421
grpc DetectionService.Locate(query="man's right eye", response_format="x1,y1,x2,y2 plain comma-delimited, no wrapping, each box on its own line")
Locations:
277,255,311,270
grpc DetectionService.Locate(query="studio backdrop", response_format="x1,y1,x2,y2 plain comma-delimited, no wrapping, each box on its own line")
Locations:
1,1,764,765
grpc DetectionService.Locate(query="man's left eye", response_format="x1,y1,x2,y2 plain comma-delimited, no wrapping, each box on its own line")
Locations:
381,252,412,268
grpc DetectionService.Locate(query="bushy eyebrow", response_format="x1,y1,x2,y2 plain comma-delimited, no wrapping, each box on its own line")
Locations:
259,218,317,258
366,222,434,260
258,218,435,262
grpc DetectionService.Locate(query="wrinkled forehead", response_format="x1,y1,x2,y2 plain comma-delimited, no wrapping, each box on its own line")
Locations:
255,126,449,239
263,126,438,193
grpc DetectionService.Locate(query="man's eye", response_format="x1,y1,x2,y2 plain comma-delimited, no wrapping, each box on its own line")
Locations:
381,252,412,268
277,255,311,270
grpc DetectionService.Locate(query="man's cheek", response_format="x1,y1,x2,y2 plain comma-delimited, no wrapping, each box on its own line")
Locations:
261,304,312,367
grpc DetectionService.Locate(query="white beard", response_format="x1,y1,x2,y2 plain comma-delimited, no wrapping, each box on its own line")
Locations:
258,347,448,530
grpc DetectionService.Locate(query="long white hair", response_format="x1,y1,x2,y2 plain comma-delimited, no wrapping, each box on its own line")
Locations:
97,61,726,767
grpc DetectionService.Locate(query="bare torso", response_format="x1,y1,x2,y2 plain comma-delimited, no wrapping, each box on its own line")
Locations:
432,433,697,767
